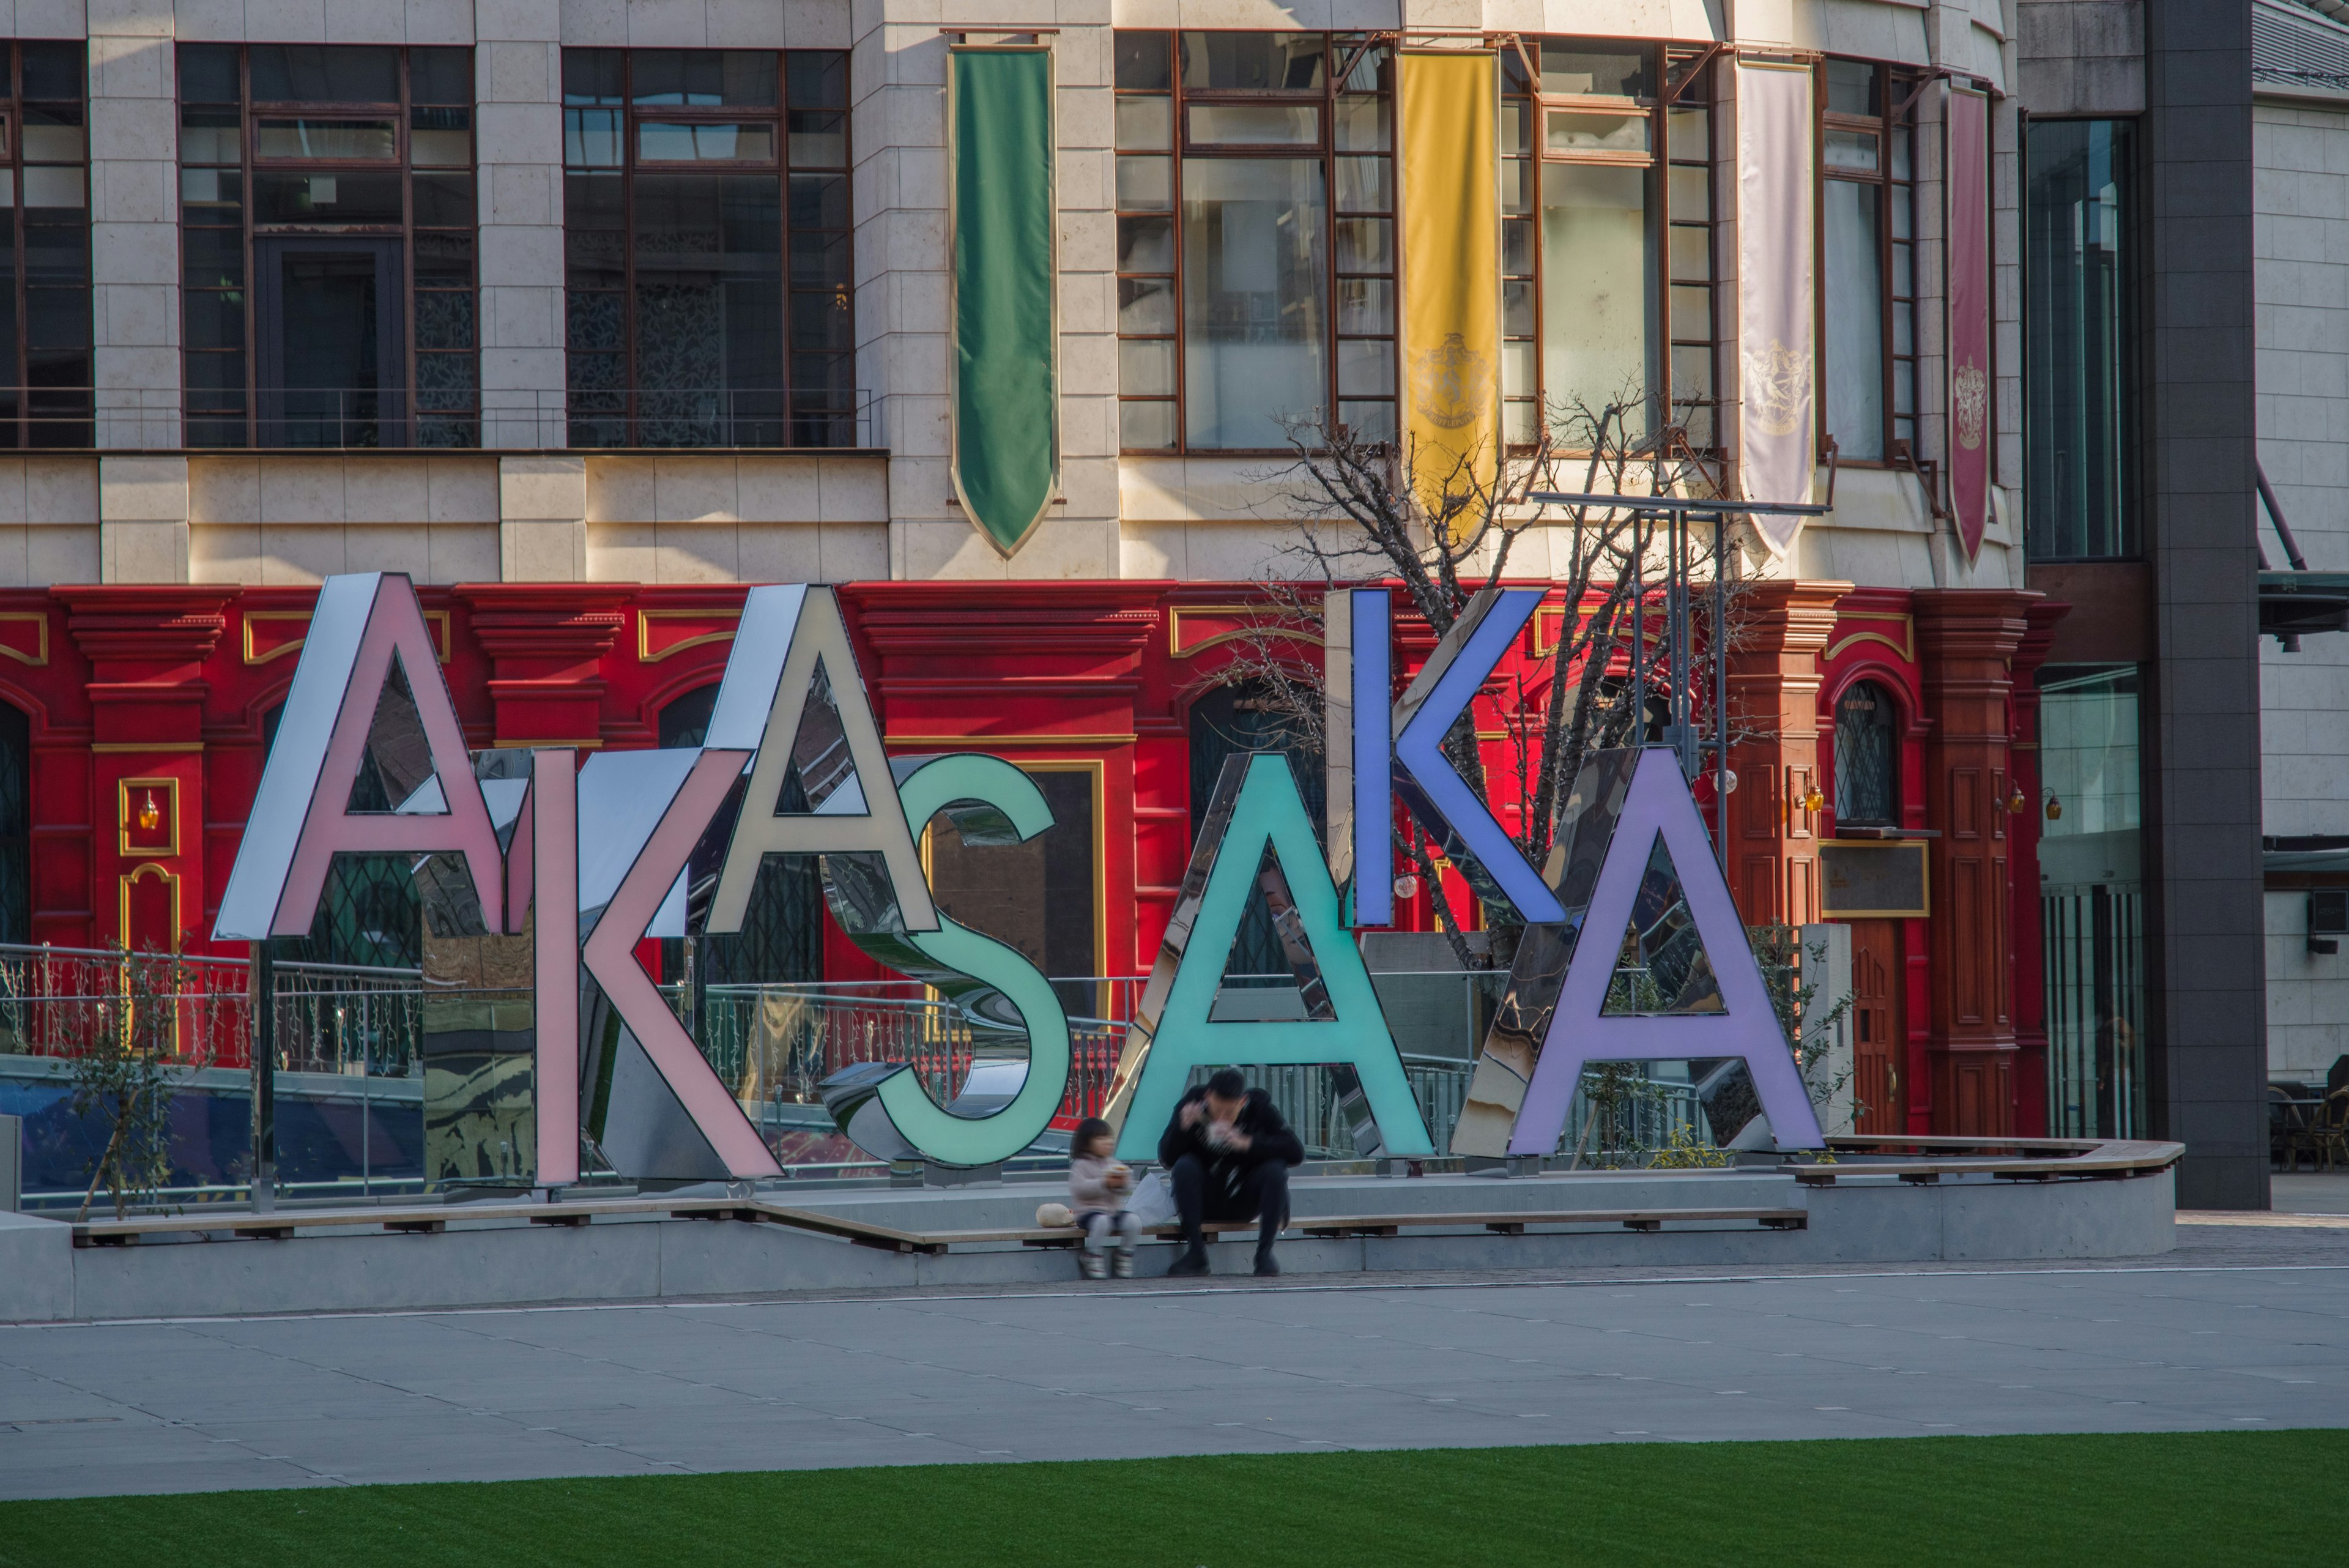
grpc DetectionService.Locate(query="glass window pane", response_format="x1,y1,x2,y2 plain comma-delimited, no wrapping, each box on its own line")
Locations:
1337,399,1393,443
787,172,847,228
1824,128,1879,173
1187,103,1318,146
1504,398,1536,445
1118,275,1175,334
1335,95,1391,152
1825,60,1877,117
1119,214,1174,272
565,107,623,167
1181,157,1327,450
185,289,243,349
1115,32,1171,92
1669,343,1712,403
1121,398,1176,450
1824,177,1885,461
1501,158,1530,216
786,111,846,167
638,122,776,163
1668,162,1708,217
1337,338,1391,396
412,173,474,226
1539,162,1655,444
250,45,400,104
631,50,777,108
1502,339,1534,396
21,121,84,163
1667,107,1707,160
1499,100,1528,158
1121,336,1176,395
1502,278,1533,336
630,173,784,418
1502,217,1532,275
180,109,240,165
180,43,242,105
1334,155,1389,213
410,47,473,106
1337,277,1392,333
1115,95,1171,151
1891,240,1913,299
1334,217,1390,272
1545,110,1649,155
1117,155,1171,210
1890,126,1912,181
22,166,84,210
1540,45,1650,98
1669,222,1710,282
1179,33,1324,92
255,118,397,160
411,108,472,168
564,49,625,106
253,169,403,221
1671,283,1710,339
786,52,848,110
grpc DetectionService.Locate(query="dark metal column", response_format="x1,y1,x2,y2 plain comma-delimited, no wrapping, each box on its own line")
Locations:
2140,0,2268,1209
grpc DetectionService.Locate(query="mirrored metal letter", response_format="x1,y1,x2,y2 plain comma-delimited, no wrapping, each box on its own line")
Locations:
704,584,937,936
214,573,506,940
1326,587,1394,926
1100,752,1432,1162
1479,746,1825,1156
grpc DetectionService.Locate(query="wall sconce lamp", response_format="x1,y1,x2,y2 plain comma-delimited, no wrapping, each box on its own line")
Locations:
2043,791,2063,822
138,790,161,833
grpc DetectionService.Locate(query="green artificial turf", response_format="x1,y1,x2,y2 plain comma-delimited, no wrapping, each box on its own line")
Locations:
1,1429,2337,1567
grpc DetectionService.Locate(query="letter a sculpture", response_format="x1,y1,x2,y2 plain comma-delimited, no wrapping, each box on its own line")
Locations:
1453,746,1826,1157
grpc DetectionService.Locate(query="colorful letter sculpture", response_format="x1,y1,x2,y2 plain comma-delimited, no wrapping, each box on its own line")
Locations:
1450,746,1825,1158
1324,585,1564,927
703,583,937,938
215,572,507,940
818,752,1073,1169
1100,752,1433,1163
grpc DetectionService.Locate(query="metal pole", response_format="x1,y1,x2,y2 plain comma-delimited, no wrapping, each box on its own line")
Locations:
250,942,276,1212
1712,518,1729,872
1630,516,1645,732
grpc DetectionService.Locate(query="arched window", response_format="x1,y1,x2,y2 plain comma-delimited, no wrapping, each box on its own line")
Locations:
1188,681,1324,983
1833,680,1900,827
0,701,28,946
660,685,822,985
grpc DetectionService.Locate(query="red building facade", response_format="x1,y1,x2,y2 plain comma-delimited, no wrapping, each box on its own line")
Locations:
0,579,2056,1137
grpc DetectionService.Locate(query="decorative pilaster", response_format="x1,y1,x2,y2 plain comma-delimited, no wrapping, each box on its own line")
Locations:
1913,589,2040,1136
58,587,237,951
1726,581,1855,927
2007,599,2068,1137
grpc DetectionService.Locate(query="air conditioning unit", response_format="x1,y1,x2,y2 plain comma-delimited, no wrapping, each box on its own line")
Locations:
2310,890,2348,956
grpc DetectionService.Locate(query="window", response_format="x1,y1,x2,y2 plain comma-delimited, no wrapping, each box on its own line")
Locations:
0,43,90,448
179,45,478,449
924,767,1099,1019
1832,679,1899,827
2024,120,2134,560
563,49,855,449
1501,43,1715,451
1819,59,1918,464
2037,664,2144,1139
1116,32,1390,453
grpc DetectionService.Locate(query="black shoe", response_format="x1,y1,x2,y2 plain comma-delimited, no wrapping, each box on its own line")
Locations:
1166,1249,1211,1277
1254,1254,1280,1277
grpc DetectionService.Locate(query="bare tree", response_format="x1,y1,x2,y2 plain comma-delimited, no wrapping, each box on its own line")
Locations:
1209,392,1732,966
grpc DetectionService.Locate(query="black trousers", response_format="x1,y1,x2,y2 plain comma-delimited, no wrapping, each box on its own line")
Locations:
1170,1153,1289,1257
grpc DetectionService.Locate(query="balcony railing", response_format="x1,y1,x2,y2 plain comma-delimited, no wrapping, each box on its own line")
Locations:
21,387,877,451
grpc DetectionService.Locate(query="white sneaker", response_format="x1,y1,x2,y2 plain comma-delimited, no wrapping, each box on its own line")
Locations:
1111,1249,1134,1279
1079,1251,1107,1280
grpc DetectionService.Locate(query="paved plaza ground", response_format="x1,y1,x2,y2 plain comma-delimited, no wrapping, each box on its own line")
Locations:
0,1218,2343,1501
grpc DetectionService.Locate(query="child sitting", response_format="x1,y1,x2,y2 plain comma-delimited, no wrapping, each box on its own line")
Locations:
1068,1117,1141,1279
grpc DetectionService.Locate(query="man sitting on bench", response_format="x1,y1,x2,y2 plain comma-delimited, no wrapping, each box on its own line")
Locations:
1159,1068,1304,1277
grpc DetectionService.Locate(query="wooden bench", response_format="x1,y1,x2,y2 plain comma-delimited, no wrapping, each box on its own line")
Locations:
1789,1135,2184,1188
1295,1208,1808,1237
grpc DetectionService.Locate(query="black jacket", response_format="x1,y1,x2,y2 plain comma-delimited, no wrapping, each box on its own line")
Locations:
1157,1086,1305,1182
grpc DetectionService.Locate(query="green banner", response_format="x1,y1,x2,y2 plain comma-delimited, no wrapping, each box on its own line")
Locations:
950,46,1058,557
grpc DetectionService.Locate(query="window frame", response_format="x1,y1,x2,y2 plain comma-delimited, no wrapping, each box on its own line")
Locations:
177,43,480,450
1115,31,1392,457
0,42,92,450
1502,39,1721,457
560,47,855,451
1816,57,1920,467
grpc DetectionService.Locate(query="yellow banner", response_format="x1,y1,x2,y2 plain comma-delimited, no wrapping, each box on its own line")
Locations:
1398,51,1499,524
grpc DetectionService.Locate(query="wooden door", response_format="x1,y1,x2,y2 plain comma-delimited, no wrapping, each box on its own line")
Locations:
1849,919,1903,1133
